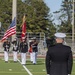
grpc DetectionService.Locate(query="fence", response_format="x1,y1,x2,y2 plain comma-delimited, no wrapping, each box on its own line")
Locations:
0,32,75,54
65,33,75,52
0,32,46,55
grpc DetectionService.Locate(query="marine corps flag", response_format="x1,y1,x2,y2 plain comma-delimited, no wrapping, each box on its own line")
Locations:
21,15,26,40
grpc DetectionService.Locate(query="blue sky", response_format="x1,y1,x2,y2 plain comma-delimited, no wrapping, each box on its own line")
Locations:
44,0,62,24
44,0,62,13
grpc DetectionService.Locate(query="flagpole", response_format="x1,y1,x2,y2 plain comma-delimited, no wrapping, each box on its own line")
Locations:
72,0,75,51
12,0,17,41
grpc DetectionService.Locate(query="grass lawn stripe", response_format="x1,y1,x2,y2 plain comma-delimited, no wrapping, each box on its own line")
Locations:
17,59,33,75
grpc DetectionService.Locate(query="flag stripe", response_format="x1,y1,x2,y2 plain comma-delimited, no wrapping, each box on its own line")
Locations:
4,26,16,36
5,26,16,33
1,17,16,42
4,29,16,37
2,32,16,40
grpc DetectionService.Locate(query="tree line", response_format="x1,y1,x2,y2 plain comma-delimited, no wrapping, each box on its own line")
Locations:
0,0,74,37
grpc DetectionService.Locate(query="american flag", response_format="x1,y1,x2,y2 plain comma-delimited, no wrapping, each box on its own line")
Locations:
1,17,16,42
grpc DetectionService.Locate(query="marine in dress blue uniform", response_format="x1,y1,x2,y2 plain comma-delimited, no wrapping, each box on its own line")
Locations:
31,37,38,65
12,38,19,62
45,33,73,75
3,39,10,62
20,38,28,65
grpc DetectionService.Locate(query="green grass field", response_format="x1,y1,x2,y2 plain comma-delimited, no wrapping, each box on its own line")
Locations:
0,57,75,75
0,58,46,75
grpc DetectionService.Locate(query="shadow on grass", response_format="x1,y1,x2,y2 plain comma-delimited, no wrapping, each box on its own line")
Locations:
8,60,45,65
9,60,19,63
26,60,45,65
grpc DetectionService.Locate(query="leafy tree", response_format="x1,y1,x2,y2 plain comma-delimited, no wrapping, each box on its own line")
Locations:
0,0,12,32
17,0,56,34
54,0,73,33
0,0,56,37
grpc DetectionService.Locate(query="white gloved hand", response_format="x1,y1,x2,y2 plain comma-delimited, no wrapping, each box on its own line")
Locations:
47,74,50,75
68,74,70,75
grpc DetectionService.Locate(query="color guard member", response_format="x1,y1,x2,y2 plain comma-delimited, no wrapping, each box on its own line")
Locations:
31,37,38,65
12,38,19,62
3,39,10,63
20,38,28,65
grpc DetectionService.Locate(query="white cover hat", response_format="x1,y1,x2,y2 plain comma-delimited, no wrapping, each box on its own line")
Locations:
54,32,66,38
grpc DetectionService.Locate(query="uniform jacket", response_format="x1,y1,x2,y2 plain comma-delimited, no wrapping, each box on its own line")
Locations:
12,41,19,51
20,41,28,53
45,43,73,75
31,41,38,52
3,41,10,51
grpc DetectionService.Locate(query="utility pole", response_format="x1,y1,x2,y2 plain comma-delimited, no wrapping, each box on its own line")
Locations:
12,0,17,41
72,0,75,51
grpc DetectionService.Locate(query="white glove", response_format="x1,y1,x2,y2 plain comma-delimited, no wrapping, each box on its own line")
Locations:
68,74,70,75
47,74,50,75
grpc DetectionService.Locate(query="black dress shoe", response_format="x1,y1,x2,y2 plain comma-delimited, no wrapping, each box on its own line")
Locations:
5,61,8,63
14,61,17,63
33,63,36,65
